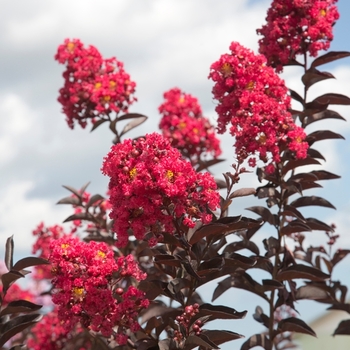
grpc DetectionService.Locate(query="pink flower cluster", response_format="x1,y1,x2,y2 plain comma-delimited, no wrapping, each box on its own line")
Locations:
209,42,308,171
32,222,71,280
102,133,220,247
27,307,88,350
55,39,136,129
49,236,148,344
159,88,222,159
257,0,339,72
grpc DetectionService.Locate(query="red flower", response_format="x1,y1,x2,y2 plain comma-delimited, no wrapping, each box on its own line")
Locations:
159,88,222,159
209,42,308,169
49,237,148,344
102,133,220,247
55,39,136,129
257,0,339,72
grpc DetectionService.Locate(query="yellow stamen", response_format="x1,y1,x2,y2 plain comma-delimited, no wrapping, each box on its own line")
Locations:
166,170,174,182
178,122,186,130
109,81,116,89
72,287,85,299
221,63,232,77
96,250,106,259
193,128,198,134
178,97,185,104
66,42,75,52
129,167,137,179
246,81,255,91
258,134,267,145
103,95,111,102
320,9,327,16
61,243,69,249
95,82,102,89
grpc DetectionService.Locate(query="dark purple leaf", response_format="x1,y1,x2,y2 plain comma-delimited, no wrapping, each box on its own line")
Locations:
253,306,270,328
289,89,304,106
1,271,25,293
56,196,80,205
184,335,219,350
86,194,104,208
188,223,228,245
282,158,321,176
153,255,181,267
79,182,91,195
200,330,244,345
5,236,14,271
296,285,333,301
0,300,42,317
328,304,350,314
311,51,350,68
309,170,341,181
305,218,334,231
262,279,284,291
223,240,260,255
245,206,276,225
229,188,256,199
61,185,81,198
305,109,346,126
278,317,316,337
277,264,330,281
332,249,350,267
302,69,334,89
280,205,306,222
241,334,272,350
280,221,311,236
290,195,336,209
306,130,345,146
199,303,247,320
333,319,350,335
63,212,91,223
90,118,108,132
0,313,41,347
120,115,148,137
311,93,350,106
12,257,49,271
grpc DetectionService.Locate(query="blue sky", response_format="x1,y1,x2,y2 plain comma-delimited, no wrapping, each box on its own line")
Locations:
1,0,350,348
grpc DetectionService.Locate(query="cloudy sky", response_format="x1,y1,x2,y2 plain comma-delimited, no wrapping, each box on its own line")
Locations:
1,0,350,347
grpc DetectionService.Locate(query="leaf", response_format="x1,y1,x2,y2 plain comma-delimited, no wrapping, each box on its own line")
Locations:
212,273,268,302
311,51,350,68
305,218,334,232
281,205,305,222
153,255,181,267
290,195,336,209
332,249,350,267
280,221,311,236
311,93,350,106
310,170,341,181
56,196,80,205
296,285,333,301
86,194,104,208
306,130,345,146
1,271,25,294
90,118,108,132
277,264,330,282
5,236,14,271
120,114,148,137
184,335,219,350
281,158,321,176
245,206,276,225
333,319,350,336
12,257,49,271
302,68,335,89
200,330,244,345
196,158,225,172
223,240,260,255
61,185,81,198
0,300,42,317
188,223,228,245
0,313,42,347
307,148,326,161
278,317,316,337
305,109,346,126
63,212,91,223
198,303,247,321
229,188,256,199
241,334,272,350
253,306,270,328
262,279,284,291
289,89,304,106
